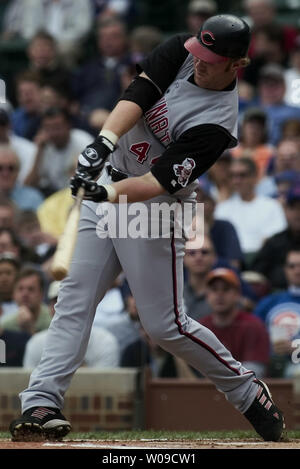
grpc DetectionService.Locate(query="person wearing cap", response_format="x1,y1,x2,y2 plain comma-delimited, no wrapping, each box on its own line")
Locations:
252,182,300,289
186,0,217,35
200,267,270,378
11,15,285,443
23,280,120,369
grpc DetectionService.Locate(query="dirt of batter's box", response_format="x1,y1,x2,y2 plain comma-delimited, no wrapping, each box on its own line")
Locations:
1,438,300,450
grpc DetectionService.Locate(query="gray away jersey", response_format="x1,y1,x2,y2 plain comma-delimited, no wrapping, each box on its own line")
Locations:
109,53,238,196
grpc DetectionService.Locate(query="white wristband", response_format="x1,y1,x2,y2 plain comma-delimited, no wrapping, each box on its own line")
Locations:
99,129,119,145
103,184,117,203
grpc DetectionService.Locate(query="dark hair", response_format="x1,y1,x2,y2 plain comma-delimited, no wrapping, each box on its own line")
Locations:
15,266,45,291
254,23,285,47
41,107,71,123
0,227,21,249
29,30,56,47
15,70,42,87
41,82,74,102
232,156,258,176
97,16,127,33
241,108,268,144
0,252,20,270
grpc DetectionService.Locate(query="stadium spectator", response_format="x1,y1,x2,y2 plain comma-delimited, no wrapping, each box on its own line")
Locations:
0,227,20,259
254,248,300,378
231,107,274,179
195,186,244,269
241,270,271,302
183,234,216,321
0,108,36,183
201,150,234,202
200,267,270,378
39,83,96,136
250,64,300,145
242,24,287,87
243,0,298,54
0,303,30,367
11,71,43,140
281,119,300,142
185,0,217,35
215,157,287,265
273,170,300,206
0,227,40,265
256,138,300,198
26,31,72,90
129,25,163,63
0,252,20,321
23,280,120,368
0,145,44,210
0,196,18,230
16,210,57,263
1,266,51,335
25,107,93,196
119,25,164,93
251,183,300,289
72,17,130,116
10,0,92,62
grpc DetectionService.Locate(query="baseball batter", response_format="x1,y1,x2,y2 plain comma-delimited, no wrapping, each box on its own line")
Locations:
10,15,284,442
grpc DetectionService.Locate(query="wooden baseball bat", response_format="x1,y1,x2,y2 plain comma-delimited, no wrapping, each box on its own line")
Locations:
50,187,85,281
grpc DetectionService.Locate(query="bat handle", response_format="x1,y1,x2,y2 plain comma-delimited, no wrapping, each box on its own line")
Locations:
75,187,85,206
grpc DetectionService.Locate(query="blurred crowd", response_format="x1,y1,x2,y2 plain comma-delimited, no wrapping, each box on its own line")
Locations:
0,0,300,380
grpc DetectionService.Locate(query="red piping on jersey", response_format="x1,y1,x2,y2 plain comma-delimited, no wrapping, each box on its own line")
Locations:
170,232,242,376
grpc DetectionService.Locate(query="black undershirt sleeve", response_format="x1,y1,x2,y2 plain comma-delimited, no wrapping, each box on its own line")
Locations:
150,124,232,194
136,33,191,94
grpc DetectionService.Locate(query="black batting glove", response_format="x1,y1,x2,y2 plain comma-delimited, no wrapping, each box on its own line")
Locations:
77,135,115,179
70,171,108,203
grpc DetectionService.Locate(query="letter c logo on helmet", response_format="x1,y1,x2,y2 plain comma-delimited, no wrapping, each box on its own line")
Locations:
201,30,215,46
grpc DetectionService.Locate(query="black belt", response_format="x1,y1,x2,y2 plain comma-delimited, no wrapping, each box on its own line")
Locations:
106,165,128,182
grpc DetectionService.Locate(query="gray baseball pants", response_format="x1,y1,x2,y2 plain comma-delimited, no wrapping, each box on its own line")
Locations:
20,175,258,414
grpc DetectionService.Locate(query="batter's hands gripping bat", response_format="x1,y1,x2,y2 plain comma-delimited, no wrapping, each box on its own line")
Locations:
50,187,85,281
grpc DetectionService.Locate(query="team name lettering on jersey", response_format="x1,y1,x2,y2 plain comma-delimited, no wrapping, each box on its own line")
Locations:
173,158,196,187
145,97,171,146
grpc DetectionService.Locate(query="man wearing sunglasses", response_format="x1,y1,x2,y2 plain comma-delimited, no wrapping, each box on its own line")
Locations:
11,14,284,442
0,145,44,211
